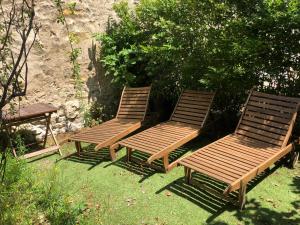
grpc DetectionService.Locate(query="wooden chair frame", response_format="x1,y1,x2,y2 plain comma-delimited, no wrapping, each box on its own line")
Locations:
174,89,300,209
118,90,215,172
66,86,151,160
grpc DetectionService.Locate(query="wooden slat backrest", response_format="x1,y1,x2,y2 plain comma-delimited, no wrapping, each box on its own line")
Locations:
170,90,215,127
116,86,151,121
235,90,300,148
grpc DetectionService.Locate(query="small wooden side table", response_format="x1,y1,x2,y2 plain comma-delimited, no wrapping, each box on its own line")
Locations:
2,103,61,159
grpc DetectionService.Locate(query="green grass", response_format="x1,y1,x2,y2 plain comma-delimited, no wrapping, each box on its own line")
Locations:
29,137,300,225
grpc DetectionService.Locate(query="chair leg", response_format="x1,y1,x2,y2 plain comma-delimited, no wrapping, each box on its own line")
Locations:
126,147,132,162
163,154,169,172
238,181,247,210
109,144,119,161
75,141,82,155
184,167,192,184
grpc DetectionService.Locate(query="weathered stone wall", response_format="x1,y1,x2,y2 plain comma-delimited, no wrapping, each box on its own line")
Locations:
18,0,134,138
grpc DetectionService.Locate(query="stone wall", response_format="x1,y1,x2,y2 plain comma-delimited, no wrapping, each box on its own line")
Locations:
18,0,135,138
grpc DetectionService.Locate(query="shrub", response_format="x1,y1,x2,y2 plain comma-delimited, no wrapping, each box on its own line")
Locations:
0,155,85,224
98,0,300,118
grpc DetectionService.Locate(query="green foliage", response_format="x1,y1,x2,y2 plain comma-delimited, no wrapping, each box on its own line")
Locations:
99,0,300,113
83,101,120,127
0,156,84,224
67,2,77,15
53,0,85,107
54,0,66,24
83,103,102,127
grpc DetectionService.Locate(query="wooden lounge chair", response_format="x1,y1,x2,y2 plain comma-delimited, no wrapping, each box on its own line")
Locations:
176,90,300,209
117,90,215,172
67,86,151,160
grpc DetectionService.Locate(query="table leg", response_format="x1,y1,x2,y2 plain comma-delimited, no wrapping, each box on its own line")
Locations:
43,114,51,148
49,121,61,156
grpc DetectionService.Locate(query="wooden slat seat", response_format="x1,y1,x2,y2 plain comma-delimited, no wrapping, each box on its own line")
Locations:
177,90,300,208
66,86,151,160
69,119,140,145
180,134,281,185
120,121,199,155
118,90,215,172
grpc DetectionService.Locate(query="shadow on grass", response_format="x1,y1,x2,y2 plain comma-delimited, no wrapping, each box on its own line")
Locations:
57,144,111,170
290,165,300,212
105,137,212,182
104,153,157,183
234,198,300,225
156,163,286,223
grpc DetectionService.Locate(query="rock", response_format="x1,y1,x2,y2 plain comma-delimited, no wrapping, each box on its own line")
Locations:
67,118,83,132
65,100,81,119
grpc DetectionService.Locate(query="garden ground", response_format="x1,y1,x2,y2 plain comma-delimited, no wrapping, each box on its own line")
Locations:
29,136,300,225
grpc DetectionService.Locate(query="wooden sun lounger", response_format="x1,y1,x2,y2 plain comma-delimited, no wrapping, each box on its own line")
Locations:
118,90,215,172
176,90,300,209
67,86,151,160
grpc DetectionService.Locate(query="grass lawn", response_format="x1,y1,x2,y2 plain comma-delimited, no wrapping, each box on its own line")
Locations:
29,136,300,225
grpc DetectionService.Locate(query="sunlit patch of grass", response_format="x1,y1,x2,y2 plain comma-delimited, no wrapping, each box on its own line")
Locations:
30,138,300,225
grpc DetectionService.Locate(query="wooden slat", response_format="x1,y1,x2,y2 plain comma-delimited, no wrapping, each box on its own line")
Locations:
182,160,235,184
248,99,295,114
187,156,243,178
117,115,145,119
176,103,211,110
240,118,288,134
119,120,199,155
252,91,300,104
227,135,280,150
175,106,209,114
243,110,291,125
225,143,294,193
116,86,151,121
190,154,246,176
171,117,202,126
121,137,165,151
178,99,212,106
216,140,268,159
23,145,60,159
236,130,282,146
180,95,213,102
170,90,214,128
246,105,292,120
238,124,285,141
122,95,148,100
250,96,297,109
209,145,263,164
195,151,253,170
221,138,275,157
235,91,299,146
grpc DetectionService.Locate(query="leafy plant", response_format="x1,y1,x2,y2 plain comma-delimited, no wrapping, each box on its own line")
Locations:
0,0,40,180
53,0,84,102
98,0,300,117
0,154,87,225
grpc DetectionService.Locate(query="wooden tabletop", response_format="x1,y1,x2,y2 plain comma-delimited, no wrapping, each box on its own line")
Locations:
1,103,58,123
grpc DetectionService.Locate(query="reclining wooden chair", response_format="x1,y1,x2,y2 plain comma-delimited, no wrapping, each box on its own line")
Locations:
67,86,151,160
117,90,215,172
175,90,300,209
